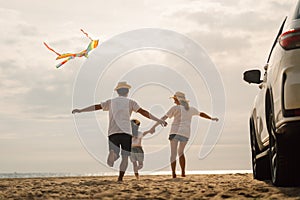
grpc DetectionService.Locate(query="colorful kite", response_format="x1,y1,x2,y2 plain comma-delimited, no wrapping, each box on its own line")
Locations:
44,29,99,68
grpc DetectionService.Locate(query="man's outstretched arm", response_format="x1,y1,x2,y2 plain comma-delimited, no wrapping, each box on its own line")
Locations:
72,104,102,114
137,108,167,126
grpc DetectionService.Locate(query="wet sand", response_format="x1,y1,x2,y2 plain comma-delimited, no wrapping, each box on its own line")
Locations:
1,173,300,199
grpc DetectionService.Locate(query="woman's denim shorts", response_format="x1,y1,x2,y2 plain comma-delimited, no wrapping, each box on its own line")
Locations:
168,134,189,142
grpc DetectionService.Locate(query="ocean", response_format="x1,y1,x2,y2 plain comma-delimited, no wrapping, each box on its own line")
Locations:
0,170,252,179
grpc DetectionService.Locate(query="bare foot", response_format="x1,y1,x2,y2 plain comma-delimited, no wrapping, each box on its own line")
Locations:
172,173,177,178
117,177,123,182
135,173,139,180
181,171,186,177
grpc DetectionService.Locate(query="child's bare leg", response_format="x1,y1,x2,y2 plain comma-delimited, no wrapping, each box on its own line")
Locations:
132,161,139,179
137,161,143,170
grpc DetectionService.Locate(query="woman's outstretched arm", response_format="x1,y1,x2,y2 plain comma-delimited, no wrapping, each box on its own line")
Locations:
199,112,218,121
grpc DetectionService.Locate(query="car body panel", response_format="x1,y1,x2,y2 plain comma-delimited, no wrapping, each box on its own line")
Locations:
245,1,300,186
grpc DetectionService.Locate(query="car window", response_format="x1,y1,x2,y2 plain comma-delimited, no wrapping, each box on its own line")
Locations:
293,0,300,19
267,17,287,63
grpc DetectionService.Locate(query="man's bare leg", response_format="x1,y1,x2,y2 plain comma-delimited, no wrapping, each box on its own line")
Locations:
107,150,117,167
118,155,129,181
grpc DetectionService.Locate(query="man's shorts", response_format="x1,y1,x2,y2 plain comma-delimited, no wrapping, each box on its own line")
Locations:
168,134,189,142
108,133,132,156
130,146,144,162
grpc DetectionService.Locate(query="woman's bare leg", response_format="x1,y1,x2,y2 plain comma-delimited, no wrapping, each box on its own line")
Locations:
170,140,179,178
178,141,187,177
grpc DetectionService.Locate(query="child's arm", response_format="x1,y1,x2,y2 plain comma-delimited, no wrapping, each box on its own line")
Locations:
199,112,218,121
144,115,168,134
142,132,148,137
72,104,102,114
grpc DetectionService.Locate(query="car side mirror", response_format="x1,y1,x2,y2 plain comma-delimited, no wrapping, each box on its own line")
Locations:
243,70,263,84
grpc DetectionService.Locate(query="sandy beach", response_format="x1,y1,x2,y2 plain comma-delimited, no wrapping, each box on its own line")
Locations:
0,173,300,199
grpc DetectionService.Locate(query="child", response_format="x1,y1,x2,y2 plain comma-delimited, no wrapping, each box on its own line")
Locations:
130,119,146,179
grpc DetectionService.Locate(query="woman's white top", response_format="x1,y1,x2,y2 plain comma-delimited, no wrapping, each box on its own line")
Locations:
166,105,200,138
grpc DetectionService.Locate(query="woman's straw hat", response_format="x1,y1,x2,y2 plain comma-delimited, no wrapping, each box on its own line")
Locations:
171,91,189,102
114,81,131,90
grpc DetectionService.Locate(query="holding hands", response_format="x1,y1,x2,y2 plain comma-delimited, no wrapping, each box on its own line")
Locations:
158,119,168,127
143,117,168,135
211,117,219,122
143,127,156,135
72,109,81,114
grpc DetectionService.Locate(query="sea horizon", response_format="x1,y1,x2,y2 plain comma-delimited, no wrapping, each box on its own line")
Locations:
0,170,252,179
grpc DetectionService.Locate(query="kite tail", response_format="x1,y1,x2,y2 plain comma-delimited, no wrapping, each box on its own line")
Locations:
56,56,74,68
80,29,93,41
43,42,61,56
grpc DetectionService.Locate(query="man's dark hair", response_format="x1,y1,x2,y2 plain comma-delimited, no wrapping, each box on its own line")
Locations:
117,88,129,96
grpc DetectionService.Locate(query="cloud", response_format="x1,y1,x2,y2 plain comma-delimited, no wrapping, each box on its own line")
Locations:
163,1,290,33
159,0,294,70
187,30,251,55
0,6,83,121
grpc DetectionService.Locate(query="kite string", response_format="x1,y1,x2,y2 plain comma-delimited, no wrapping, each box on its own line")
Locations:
80,29,92,41
43,42,61,56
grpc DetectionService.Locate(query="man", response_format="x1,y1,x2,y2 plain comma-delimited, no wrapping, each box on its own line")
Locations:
72,81,167,181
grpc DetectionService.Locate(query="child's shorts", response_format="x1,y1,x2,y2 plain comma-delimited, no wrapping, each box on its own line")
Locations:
130,146,144,162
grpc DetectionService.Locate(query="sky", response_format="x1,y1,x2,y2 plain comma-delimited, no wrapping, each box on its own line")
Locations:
0,0,296,174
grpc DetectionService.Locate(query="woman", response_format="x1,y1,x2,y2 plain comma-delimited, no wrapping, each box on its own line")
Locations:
146,91,218,178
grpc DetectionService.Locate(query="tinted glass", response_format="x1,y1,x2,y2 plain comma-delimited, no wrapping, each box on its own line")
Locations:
294,0,300,19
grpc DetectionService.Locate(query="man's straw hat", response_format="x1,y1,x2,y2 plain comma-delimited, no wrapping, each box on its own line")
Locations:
114,81,131,90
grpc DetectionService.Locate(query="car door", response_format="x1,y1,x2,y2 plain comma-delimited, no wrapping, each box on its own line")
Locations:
256,17,287,149
254,69,268,150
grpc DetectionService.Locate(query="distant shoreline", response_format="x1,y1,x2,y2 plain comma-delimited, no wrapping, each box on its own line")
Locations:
0,170,252,179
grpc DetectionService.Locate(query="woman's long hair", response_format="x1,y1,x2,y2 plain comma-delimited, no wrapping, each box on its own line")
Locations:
179,100,189,111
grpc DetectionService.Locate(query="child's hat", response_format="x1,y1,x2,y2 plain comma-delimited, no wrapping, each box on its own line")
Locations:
131,119,140,126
